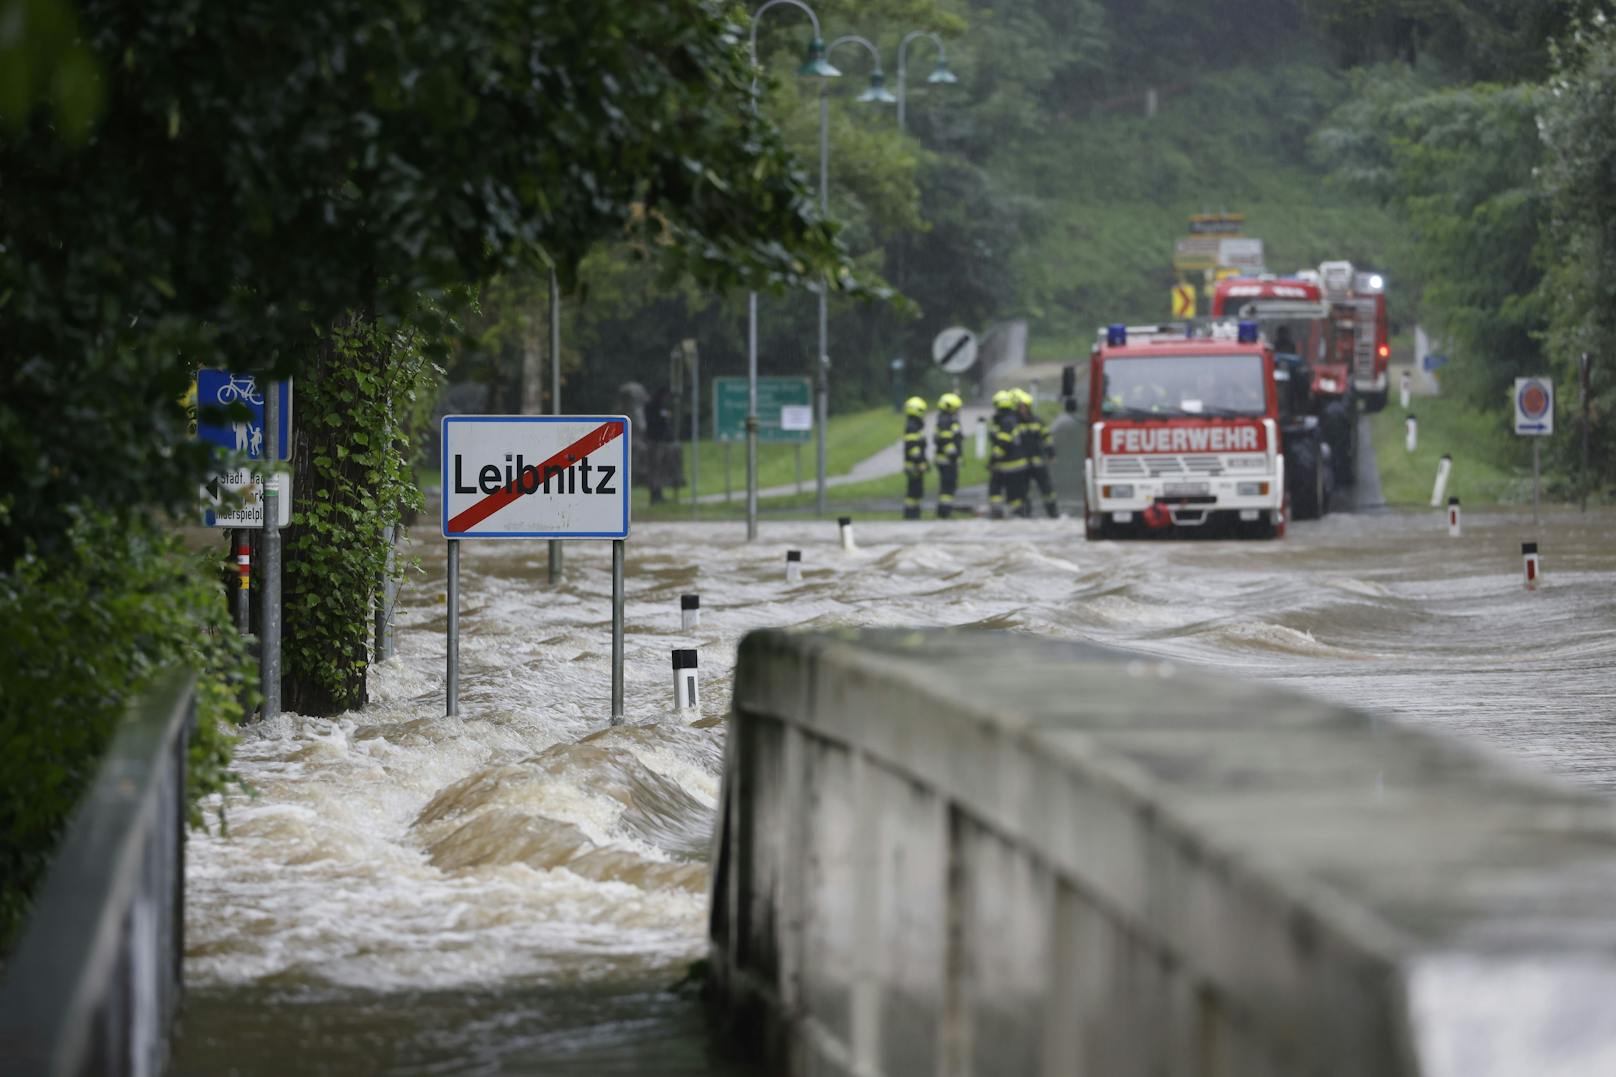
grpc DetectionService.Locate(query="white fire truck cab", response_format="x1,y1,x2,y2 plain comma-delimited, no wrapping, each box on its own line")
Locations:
1084,322,1286,540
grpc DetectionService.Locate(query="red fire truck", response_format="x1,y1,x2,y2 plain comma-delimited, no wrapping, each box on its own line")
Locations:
1084,321,1330,540
1212,275,1358,487
1316,261,1391,412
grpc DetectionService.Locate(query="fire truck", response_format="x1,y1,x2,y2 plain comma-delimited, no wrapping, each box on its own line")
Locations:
1315,261,1391,412
1212,275,1358,487
1083,321,1331,540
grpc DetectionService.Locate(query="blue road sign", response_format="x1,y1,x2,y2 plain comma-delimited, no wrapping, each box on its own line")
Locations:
195,371,292,460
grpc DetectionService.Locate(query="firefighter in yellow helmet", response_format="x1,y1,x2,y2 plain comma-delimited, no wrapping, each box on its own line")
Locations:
1015,388,1059,518
932,392,963,518
988,389,1023,519
901,396,929,520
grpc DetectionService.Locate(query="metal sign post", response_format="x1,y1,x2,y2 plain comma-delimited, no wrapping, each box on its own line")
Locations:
612,539,625,721
548,269,564,585
1513,377,1554,527
441,415,632,723
446,538,460,717
260,381,282,721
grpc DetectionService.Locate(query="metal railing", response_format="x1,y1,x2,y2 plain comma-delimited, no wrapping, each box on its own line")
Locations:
0,670,196,1077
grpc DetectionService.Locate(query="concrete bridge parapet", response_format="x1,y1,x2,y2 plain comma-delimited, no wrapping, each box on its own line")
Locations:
708,628,1616,1076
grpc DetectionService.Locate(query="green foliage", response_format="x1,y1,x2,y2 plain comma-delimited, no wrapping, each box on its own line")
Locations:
0,0,102,136
1297,0,1602,81
1315,73,1549,403
1538,14,1616,493
282,318,436,716
0,0,858,565
1369,391,1527,505
0,512,251,950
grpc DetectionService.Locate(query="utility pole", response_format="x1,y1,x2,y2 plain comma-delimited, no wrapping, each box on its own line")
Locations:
548,269,564,582
1581,351,1592,513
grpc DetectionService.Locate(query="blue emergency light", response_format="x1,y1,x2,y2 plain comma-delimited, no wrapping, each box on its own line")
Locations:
1107,324,1127,346
1237,320,1259,343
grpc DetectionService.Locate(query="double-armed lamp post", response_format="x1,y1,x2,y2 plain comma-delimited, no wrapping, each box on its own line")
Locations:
746,0,840,541
746,6,956,531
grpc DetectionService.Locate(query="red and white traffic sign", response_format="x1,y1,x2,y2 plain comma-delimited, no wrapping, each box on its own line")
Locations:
440,416,631,539
1513,378,1554,436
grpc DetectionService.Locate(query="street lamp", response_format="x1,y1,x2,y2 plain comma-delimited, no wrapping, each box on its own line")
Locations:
813,34,896,516
746,0,840,542
896,30,956,133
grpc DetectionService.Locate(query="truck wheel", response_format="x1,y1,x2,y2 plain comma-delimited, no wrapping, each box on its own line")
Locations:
1324,400,1356,487
1361,388,1389,414
1289,436,1324,521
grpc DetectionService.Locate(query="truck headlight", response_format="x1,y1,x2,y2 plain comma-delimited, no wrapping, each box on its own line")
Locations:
1236,482,1270,496
1102,484,1134,499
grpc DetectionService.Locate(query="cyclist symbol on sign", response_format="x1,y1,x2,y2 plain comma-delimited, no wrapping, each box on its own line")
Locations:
215,374,264,406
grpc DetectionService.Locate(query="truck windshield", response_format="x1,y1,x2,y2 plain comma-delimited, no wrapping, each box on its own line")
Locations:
1099,354,1267,418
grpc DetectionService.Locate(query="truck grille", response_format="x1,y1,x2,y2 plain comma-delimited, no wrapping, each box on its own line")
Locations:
1102,455,1225,477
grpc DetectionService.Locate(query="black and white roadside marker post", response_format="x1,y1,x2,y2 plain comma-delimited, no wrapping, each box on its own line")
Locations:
1447,497,1461,538
442,414,632,724
672,649,699,712
1523,542,1541,590
681,594,700,630
1430,453,1452,508
786,549,802,583
1406,413,1418,453
838,516,855,552
1400,370,1411,410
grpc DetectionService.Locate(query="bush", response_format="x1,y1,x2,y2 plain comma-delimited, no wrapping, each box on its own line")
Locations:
0,509,252,952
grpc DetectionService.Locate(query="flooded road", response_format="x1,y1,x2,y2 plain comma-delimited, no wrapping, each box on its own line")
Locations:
174,508,1616,1074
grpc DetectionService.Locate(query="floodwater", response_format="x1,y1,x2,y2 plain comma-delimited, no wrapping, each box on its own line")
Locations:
173,507,1616,1075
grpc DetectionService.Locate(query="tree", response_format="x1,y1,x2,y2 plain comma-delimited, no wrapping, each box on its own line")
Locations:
1539,14,1616,493
1,0,859,565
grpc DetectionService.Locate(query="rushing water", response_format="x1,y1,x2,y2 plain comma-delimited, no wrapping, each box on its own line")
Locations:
173,507,1616,1074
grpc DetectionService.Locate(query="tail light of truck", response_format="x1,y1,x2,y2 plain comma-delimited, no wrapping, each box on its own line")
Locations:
1378,344,1390,358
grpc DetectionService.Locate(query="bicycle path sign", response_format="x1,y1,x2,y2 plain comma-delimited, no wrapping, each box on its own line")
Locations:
195,371,292,461
713,376,811,443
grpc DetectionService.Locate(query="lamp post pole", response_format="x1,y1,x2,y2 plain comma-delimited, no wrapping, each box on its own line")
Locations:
895,30,956,134
747,0,839,540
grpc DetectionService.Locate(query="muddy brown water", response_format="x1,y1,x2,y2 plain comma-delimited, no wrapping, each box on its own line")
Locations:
172,508,1616,1074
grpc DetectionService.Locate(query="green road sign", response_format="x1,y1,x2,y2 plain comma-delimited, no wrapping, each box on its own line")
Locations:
713,377,812,443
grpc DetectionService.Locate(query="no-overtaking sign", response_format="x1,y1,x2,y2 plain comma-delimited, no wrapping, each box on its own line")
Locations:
441,416,631,539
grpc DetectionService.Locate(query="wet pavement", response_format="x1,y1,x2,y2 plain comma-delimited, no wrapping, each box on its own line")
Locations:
173,506,1616,1074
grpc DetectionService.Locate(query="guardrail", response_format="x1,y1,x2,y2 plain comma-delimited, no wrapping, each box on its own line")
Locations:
709,628,1616,1076
0,670,195,1077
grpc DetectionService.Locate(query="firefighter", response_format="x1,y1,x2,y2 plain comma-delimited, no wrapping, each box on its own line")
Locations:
901,396,929,520
990,389,1025,519
932,392,963,518
1015,388,1059,518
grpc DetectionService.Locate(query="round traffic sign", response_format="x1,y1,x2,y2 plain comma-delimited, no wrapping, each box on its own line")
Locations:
1518,379,1550,420
932,326,978,374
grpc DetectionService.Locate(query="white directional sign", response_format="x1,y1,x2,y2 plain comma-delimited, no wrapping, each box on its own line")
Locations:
441,415,631,539
203,470,291,529
1513,378,1554,436
932,326,979,374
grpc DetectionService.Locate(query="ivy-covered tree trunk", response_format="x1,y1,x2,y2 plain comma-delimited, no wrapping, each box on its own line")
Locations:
282,317,428,717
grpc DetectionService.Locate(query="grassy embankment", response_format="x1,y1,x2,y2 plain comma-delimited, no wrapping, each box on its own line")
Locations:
1368,384,1535,506
1012,62,1405,364
635,403,1033,521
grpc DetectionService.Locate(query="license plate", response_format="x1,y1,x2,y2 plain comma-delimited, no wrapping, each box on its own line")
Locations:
1162,482,1209,497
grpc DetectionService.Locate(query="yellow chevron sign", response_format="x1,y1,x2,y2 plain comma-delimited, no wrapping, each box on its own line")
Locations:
1171,283,1196,318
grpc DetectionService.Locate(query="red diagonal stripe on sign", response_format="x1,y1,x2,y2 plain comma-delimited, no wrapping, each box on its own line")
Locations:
446,420,624,534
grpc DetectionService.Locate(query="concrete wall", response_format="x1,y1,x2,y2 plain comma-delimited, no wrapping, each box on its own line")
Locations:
708,628,1616,1077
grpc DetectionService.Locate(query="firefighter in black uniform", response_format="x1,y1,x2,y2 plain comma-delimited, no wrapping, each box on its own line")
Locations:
990,389,1026,519
1015,388,1059,518
932,391,963,518
901,396,928,520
